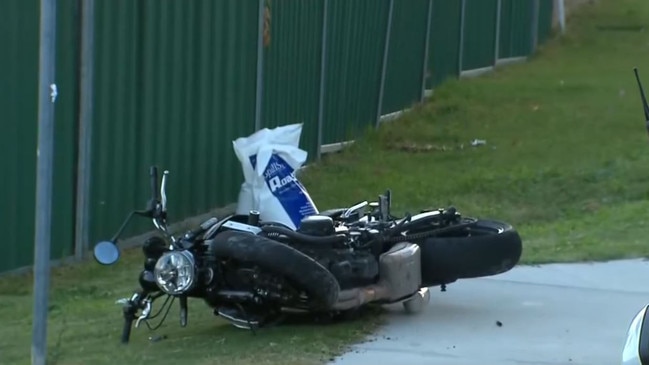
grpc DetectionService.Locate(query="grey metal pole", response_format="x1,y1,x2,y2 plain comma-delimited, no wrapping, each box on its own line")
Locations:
32,0,57,364
457,0,466,75
74,0,95,260
316,0,329,160
531,0,540,52
557,0,566,34
376,0,394,127
420,0,433,101
494,0,501,65
254,0,265,130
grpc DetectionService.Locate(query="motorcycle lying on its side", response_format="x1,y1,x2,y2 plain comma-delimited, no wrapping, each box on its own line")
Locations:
93,166,523,344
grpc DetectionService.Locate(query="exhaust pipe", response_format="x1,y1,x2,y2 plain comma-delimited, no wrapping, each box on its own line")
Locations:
331,242,424,311
332,284,391,310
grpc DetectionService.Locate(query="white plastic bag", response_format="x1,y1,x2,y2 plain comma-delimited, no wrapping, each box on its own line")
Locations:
232,124,301,215
232,123,319,229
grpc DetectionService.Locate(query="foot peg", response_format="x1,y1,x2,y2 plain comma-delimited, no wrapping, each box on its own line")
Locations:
216,306,262,330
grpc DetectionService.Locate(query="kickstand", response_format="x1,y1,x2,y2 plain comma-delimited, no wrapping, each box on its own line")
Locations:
441,284,447,292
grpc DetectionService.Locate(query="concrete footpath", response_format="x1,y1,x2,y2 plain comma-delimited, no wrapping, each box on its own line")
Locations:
330,259,649,365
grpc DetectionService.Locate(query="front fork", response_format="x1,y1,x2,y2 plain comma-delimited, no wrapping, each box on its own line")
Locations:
117,290,189,344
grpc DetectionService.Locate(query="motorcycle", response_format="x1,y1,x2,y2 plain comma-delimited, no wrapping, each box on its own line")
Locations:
620,69,649,364
93,166,523,344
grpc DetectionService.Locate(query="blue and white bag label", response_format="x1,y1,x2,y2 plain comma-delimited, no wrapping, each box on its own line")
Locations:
249,153,318,228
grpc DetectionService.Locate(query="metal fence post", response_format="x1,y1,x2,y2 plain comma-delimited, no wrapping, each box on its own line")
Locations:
557,0,566,34
531,0,540,52
457,0,466,75
375,0,394,127
32,0,57,364
316,0,329,160
254,0,265,131
420,0,433,101
74,0,95,260
494,0,501,65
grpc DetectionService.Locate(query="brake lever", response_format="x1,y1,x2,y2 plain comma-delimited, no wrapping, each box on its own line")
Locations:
135,300,153,328
160,170,169,213
342,201,369,220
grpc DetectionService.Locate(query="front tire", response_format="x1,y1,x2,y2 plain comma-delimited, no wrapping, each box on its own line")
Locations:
207,231,341,310
417,219,523,287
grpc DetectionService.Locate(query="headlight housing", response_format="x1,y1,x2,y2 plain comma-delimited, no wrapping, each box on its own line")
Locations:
153,251,197,295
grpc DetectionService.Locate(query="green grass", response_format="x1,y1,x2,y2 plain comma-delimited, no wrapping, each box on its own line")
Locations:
0,252,384,365
3,0,649,363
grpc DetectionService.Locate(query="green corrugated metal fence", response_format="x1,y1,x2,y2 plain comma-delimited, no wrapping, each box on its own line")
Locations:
1,0,559,273
462,0,499,71
427,0,463,89
321,0,390,145
0,0,78,273
381,0,430,115
261,0,324,158
0,0,40,272
499,0,535,59
52,0,80,263
89,0,258,244
538,0,554,44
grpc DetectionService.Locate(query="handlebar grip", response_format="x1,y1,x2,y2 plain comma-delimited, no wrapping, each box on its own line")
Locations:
121,316,133,344
121,302,136,344
149,166,159,202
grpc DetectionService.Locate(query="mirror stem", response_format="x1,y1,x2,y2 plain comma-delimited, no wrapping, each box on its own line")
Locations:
110,211,137,243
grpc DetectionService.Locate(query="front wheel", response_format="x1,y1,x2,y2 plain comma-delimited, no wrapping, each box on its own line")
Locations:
207,231,341,310
416,219,523,287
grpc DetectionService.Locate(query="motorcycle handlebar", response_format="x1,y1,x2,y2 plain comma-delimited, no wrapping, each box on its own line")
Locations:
149,166,159,203
121,299,138,344
121,316,133,344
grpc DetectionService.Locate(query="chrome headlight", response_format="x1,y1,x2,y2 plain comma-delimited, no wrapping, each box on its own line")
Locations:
153,251,197,295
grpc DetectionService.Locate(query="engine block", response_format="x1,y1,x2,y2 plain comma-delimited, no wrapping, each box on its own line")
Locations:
295,245,379,289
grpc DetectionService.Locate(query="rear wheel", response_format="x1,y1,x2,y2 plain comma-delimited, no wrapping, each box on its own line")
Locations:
415,219,523,287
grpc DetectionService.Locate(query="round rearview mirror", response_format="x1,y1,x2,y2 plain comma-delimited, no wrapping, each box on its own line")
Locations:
93,241,120,265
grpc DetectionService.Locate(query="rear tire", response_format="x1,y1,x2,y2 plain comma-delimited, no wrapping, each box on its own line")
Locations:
417,219,522,287
208,230,340,310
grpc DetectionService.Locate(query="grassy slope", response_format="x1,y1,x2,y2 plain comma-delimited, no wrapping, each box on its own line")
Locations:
3,0,649,363
302,0,649,264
